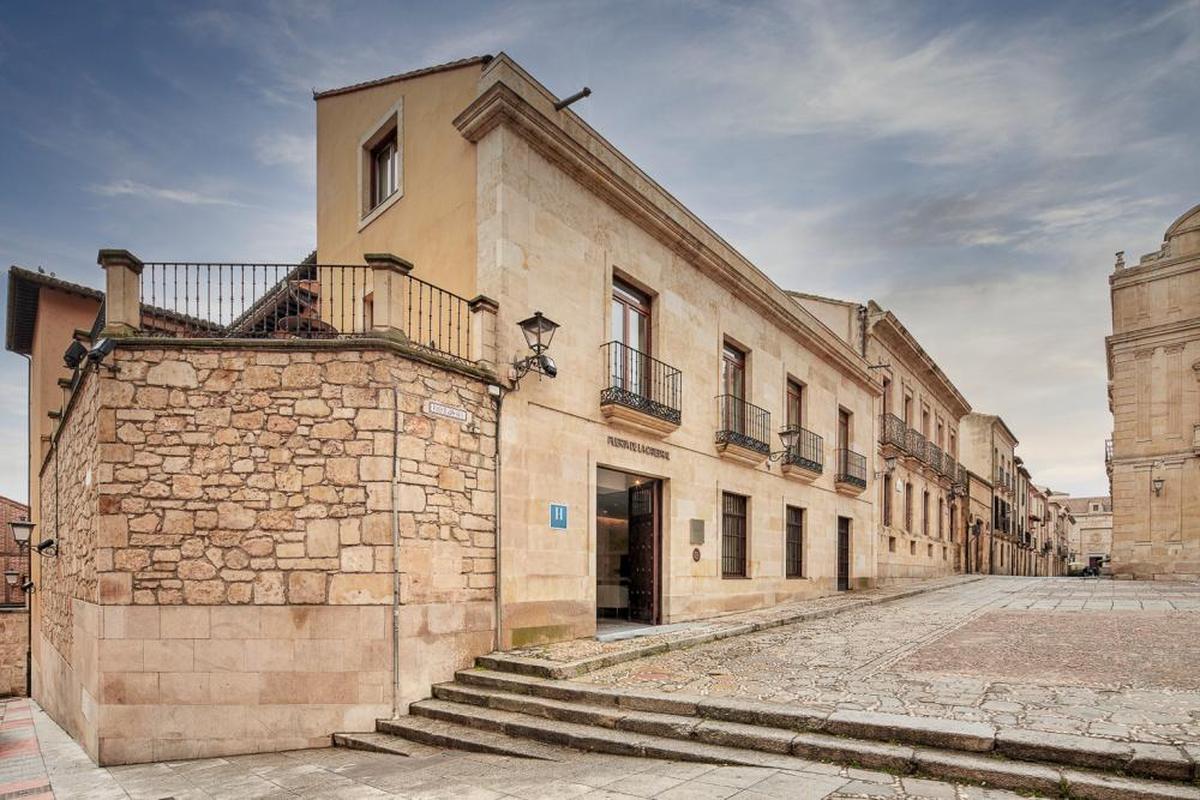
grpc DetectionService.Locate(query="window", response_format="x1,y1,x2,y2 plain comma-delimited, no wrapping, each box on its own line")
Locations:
359,100,403,223
936,421,944,449
785,506,804,578
922,490,930,536
837,408,852,450
942,546,947,560
882,377,892,416
889,536,896,553
927,543,933,558
882,474,892,527
921,407,930,438
937,497,944,539
611,279,652,396
370,136,398,210
949,430,956,458
721,343,748,435
903,394,913,426
910,540,916,555
786,379,804,429
721,492,748,578
905,483,913,531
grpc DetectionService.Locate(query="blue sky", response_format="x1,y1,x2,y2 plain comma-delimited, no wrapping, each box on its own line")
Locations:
1,0,1198,502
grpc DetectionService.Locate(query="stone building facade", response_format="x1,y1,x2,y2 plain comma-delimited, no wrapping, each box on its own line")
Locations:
0,495,29,697
791,297,971,583
959,413,1019,574
1106,203,1200,580
32,332,497,764
1063,496,1113,572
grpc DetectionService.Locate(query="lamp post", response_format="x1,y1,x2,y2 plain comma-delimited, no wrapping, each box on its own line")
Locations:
510,311,561,387
9,520,34,697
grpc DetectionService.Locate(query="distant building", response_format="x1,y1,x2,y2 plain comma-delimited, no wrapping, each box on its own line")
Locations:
1106,203,1200,580
1062,496,1113,573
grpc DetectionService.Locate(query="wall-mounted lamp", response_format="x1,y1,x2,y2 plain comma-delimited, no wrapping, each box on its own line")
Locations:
35,538,58,557
4,571,18,587
63,340,88,369
766,426,803,465
1152,476,1165,497
20,581,33,594
511,311,561,387
9,520,34,548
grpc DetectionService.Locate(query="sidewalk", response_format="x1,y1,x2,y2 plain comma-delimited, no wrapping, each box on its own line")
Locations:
0,698,51,799
482,575,982,679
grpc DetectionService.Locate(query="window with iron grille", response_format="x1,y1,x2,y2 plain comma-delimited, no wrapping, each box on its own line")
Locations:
904,483,913,531
922,490,930,536
722,492,748,578
785,505,804,578
882,474,892,527
937,496,944,539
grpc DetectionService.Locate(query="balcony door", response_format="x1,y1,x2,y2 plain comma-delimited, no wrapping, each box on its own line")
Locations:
722,344,747,433
611,280,651,398
837,408,851,451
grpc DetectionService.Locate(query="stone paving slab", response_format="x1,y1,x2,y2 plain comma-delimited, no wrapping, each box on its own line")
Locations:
483,576,982,679
0,699,51,800
580,577,1200,750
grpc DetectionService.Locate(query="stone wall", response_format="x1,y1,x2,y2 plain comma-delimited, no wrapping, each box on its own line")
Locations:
0,609,28,697
36,340,497,764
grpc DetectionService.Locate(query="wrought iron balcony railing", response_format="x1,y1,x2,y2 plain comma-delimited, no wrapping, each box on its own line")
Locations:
905,428,928,463
927,442,944,472
835,448,867,489
782,425,824,473
716,395,771,454
600,341,682,425
880,413,907,451
136,261,473,362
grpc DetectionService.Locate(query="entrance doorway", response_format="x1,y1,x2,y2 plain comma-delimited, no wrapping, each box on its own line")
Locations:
836,517,851,591
596,467,661,625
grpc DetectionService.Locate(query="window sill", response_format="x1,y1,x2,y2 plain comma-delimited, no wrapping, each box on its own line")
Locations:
358,189,403,233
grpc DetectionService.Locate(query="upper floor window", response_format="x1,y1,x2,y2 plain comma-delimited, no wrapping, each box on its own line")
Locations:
370,136,398,210
837,408,852,450
611,279,651,353
903,394,913,426
359,99,403,225
882,377,892,417
786,379,804,429
722,343,746,399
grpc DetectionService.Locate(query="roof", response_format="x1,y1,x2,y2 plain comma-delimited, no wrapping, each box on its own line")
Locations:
312,55,493,100
865,301,971,419
0,496,28,514
6,266,103,355
1063,496,1112,514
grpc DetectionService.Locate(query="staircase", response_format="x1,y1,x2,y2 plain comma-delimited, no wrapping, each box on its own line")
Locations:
336,666,1200,800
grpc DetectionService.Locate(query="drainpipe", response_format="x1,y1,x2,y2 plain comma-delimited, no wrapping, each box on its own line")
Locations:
390,386,401,719
490,385,504,652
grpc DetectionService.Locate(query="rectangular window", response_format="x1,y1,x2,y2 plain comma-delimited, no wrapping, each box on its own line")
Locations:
786,379,804,429
889,536,896,553
785,506,804,578
927,543,933,558
882,377,892,416
922,491,930,536
910,540,916,555
611,279,652,397
837,408,852,450
905,483,913,532
722,344,746,399
882,474,892,527
721,492,748,578
937,497,944,539
903,394,913,426
370,136,398,210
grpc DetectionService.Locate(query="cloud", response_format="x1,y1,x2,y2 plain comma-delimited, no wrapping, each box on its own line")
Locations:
88,180,247,207
253,132,314,174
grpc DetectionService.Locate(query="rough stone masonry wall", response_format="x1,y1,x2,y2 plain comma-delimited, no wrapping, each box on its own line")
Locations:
41,342,497,765
97,345,496,607
0,610,28,697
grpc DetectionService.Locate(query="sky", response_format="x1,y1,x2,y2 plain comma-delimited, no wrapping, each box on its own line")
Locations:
1,0,1198,502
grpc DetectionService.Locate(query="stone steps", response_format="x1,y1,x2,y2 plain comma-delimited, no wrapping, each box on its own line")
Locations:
381,690,1200,800
451,668,1199,784
352,715,564,760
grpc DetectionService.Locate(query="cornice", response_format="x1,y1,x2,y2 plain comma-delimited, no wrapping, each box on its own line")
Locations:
1110,252,1200,287
869,311,970,418
1106,316,1200,350
454,60,879,393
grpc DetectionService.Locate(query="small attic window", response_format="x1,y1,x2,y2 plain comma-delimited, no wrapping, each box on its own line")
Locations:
359,99,403,228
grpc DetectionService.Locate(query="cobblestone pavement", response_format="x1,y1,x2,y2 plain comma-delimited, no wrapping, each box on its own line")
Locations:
582,577,1200,747
21,700,1026,800
0,699,52,799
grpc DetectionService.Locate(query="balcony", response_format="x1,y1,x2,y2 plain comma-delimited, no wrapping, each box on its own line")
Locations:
834,447,867,494
905,428,928,464
781,425,823,481
715,395,770,464
600,341,682,436
880,413,907,455
926,442,945,479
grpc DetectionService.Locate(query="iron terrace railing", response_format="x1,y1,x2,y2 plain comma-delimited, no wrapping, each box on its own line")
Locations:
879,413,907,451
835,448,867,489
782,425,824,473
136,262,473,363
715,395,771,455
600,341,682,425
905,428,928,464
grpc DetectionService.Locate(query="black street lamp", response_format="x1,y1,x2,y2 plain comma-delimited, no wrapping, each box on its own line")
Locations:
9,520,33,548
511,311,561,386
7,519,34,698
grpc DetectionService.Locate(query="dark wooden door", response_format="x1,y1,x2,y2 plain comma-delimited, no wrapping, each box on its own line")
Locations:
836,517,851,591
628,481,658,624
